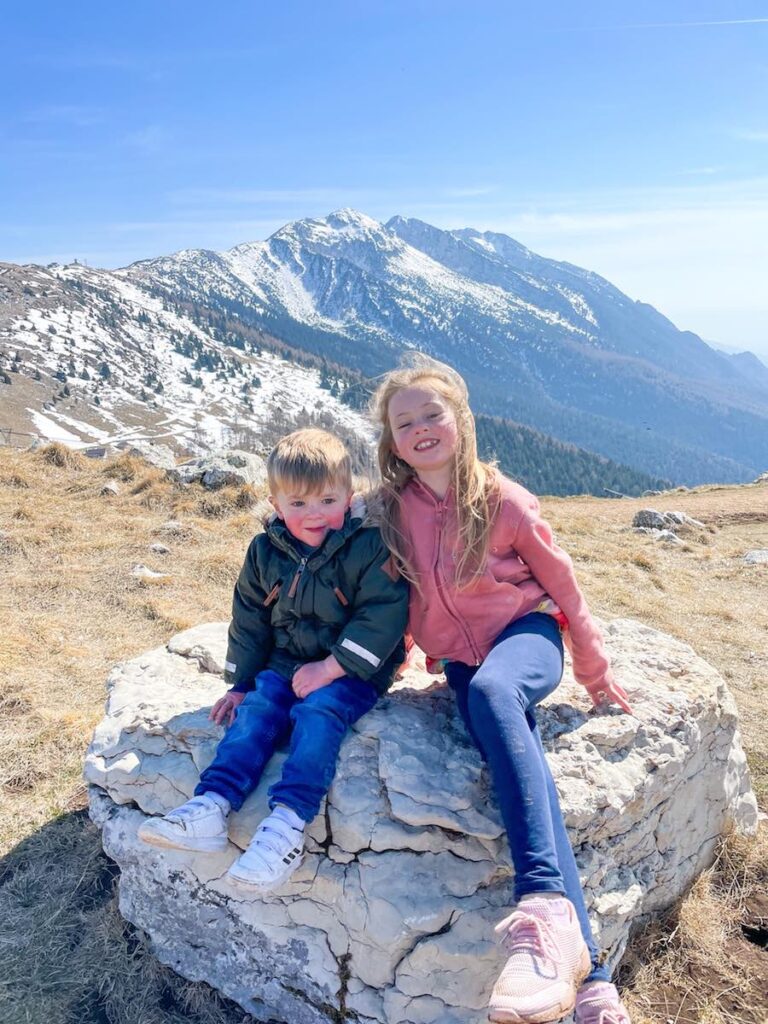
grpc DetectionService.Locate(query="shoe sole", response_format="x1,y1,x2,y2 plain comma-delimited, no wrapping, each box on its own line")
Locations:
488,943,591,1024
227,853,304,891
137,819,229,853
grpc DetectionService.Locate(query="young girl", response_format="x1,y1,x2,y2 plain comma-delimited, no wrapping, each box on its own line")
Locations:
372,356,632,1024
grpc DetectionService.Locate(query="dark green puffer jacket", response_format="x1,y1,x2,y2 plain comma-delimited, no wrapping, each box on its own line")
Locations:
225,501,409,695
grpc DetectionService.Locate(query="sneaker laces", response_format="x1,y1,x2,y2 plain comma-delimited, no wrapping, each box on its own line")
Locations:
166,796,213,822
576,994,630,1024
498,910,562,971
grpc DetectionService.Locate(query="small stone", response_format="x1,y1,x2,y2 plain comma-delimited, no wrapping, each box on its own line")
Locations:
150,542,170,555
100,481,120,496
131,564,170,580
157,520,182,534
654,530,683,545
744,550,768,565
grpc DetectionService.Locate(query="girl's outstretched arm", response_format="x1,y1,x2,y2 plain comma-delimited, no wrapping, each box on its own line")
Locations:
512,496,632,713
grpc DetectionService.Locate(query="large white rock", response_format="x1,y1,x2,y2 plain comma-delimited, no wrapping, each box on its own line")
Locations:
167,449,268,490
85,619,758,1024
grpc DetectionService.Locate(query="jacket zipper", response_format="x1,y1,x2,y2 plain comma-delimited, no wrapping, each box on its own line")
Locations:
287,556,308,600
432,502,483,665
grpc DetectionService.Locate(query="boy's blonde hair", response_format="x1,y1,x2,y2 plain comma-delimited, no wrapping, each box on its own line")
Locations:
267,428,352,496
370,354,499,589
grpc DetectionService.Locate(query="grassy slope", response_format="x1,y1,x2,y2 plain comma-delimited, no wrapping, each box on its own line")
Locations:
0,446,766,1024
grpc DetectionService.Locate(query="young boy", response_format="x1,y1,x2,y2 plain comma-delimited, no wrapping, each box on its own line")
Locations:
139,428,408,889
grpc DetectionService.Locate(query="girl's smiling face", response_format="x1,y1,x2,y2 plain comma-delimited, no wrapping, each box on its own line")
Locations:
388,383,460,483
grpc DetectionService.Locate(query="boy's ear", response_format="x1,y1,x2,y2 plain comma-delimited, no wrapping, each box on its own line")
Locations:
268,494,284,519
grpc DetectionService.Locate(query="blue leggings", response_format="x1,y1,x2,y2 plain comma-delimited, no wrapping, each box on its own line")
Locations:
445,612,609,983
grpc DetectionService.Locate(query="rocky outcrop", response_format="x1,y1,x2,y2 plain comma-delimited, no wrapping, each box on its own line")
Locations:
168,450,267,490
85,620,758,1024
631,508,710,546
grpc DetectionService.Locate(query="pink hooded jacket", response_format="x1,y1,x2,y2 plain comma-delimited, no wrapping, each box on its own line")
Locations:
398,474,614,696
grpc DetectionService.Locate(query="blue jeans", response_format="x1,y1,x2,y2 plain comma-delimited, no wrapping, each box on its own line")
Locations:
445,612,609,983
196,669,378,822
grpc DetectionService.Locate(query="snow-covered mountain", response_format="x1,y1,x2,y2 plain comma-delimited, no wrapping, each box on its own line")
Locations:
2,209,767,485
122,209,768,483
0,259,373,459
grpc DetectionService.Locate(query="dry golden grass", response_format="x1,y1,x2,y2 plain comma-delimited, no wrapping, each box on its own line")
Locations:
0,447,263,849
619,826,768,1024
541,484,768,803
0,450,766,1023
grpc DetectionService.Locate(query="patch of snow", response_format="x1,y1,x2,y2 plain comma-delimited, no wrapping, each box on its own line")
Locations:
28,410,85,445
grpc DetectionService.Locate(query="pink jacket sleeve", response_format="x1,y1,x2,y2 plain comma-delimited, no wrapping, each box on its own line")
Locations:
510,494,614,694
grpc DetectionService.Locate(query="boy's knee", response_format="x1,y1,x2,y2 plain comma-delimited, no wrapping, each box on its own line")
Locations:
292,694,349,732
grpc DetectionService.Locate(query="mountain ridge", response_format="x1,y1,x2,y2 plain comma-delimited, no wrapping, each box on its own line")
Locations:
2,209,767,489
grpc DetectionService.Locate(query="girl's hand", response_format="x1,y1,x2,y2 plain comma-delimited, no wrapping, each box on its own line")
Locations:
210,690,245,727
587,680,633,714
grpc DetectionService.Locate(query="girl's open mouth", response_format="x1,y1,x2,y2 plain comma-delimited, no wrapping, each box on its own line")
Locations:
414,439,439,452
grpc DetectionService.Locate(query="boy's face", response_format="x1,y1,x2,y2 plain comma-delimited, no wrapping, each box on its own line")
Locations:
269,482,352,547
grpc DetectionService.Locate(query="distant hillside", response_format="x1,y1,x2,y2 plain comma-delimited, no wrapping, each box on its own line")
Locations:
475,414,671,496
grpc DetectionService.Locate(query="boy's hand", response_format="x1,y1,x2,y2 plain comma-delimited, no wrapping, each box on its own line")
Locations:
292,656,344,699
210,690,245,727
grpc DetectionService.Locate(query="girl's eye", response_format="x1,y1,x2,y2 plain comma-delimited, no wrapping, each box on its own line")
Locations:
397,422,411,430
428,412,441,419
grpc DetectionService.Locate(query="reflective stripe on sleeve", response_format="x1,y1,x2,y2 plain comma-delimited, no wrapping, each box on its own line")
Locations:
340,638,381,668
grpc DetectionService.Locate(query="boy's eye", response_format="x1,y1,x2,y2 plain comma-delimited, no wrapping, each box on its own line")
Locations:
290,500,305,508
321,497,337,505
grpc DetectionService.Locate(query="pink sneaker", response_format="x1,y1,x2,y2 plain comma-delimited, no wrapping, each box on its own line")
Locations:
489,897,591,1023
575,982,631,1024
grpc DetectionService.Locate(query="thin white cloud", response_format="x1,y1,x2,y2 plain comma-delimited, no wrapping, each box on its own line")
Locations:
735,129,768,142
601,17,768,29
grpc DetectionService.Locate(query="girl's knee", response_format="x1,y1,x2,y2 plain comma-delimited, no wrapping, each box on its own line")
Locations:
468,669,527,716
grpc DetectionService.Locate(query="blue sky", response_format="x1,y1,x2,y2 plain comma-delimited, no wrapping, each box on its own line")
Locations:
2,2,768,357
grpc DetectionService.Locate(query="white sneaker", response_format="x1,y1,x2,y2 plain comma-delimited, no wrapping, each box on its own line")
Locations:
138,793,229,852
228,809,305,890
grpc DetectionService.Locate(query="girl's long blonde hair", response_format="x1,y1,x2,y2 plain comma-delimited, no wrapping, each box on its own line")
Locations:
371,354,499,589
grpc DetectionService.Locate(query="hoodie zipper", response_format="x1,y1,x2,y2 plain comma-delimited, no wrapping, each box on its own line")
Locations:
287,556,308,600
432,499,483,666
